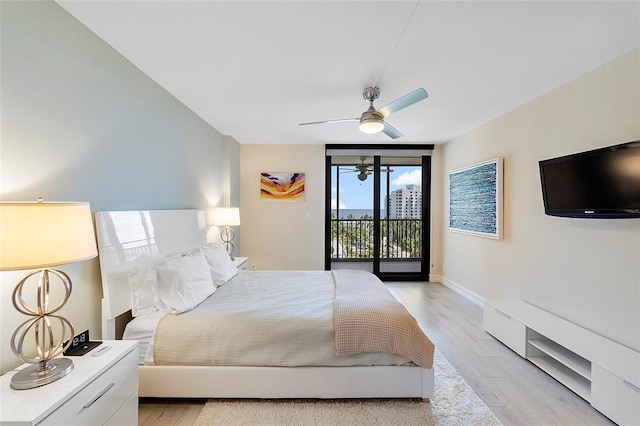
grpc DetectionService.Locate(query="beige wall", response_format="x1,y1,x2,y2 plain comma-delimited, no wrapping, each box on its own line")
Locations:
240,144,326,270
240,145,445,279
441,48,640,351
429,146,445,280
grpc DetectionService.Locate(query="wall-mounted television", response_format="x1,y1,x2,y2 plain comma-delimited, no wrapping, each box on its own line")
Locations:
539,140,640,218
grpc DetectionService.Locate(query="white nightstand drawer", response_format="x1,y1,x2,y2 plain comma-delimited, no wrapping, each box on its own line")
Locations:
104,393,137,426
232,257,248,270
40,350,137,425
483,305,527,358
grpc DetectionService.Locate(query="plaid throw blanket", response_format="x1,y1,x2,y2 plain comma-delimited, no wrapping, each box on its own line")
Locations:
333,270,435,369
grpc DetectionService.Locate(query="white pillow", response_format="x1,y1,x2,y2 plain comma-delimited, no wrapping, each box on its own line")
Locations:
154,250,216,314
128,265,159,317
127,254,180,317
200,244,238,286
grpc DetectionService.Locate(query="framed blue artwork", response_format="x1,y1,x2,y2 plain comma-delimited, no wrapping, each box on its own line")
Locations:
448,158,503,239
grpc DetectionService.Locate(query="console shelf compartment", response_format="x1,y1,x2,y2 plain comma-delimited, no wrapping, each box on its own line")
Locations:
528,338,591,380
527,331,592,401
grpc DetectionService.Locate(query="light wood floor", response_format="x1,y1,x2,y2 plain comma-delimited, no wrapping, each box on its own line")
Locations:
138,282,614,425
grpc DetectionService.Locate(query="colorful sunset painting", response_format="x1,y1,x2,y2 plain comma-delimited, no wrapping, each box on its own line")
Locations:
260,172,305,202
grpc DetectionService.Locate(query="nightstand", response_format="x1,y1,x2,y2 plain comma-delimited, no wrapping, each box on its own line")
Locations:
0,340,138,425
232,256,248,270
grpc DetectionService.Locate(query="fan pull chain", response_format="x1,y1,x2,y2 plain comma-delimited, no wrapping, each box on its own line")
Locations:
373,0,420,89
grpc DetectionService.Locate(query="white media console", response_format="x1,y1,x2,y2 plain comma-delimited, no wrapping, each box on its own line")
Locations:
484,299,640,425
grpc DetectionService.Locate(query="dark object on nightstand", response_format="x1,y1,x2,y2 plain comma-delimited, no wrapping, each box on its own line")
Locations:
63,329,103,356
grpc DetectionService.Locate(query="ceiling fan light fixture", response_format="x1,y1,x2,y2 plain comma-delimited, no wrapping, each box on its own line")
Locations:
359,120,384,134
359,108,384,134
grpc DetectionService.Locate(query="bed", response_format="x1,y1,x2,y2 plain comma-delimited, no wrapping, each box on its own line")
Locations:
95,209,435,399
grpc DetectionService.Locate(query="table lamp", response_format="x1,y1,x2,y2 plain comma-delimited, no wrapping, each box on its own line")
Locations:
0,201,97,390
212,207,240,257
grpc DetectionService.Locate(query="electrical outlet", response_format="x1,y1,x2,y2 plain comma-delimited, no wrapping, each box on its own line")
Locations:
251,263,257,270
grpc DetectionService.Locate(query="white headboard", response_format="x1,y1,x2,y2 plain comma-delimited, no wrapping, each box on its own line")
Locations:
95,209,207,339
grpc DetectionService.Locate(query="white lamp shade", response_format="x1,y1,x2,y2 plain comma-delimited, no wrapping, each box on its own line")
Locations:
0,202,98,271
212,207,240,227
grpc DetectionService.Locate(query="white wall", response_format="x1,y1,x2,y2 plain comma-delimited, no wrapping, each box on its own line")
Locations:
0,1,238,373
240,144,325,270
441,48,640,351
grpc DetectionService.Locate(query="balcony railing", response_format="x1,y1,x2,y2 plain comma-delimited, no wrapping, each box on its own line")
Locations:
331,218,422,260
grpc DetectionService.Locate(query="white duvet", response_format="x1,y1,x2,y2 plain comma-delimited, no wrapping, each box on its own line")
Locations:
123,270,411,367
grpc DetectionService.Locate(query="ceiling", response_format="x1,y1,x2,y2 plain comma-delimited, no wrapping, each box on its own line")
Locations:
57,1,640,145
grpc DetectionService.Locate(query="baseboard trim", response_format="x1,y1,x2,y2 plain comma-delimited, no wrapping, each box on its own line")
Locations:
441,277,485,308
428,274,443,283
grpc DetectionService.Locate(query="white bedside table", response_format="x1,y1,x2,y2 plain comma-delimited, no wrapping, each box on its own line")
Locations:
232,256,248,270
0,340,138,425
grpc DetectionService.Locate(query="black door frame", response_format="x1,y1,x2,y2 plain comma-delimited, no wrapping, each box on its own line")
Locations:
324,144,434,281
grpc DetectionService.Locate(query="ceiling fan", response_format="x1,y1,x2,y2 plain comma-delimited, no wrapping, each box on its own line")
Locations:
299,87,428,139
340,157,373,181
339,157,393,181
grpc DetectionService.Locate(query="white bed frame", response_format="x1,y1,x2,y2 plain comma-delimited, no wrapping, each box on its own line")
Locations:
95,209,434,399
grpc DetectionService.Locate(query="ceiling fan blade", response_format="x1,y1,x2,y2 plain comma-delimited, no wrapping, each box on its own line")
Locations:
340,168,393,174
381,121,403,139
377,88,428,117
299,118,359,126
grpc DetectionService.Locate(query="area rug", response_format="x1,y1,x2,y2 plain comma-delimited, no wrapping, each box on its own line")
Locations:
195,350,502,425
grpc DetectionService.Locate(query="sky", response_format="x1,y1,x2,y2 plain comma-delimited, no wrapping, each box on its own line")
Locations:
332,165,422,210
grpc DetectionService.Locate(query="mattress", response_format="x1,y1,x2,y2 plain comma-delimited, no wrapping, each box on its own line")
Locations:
123,270,413,367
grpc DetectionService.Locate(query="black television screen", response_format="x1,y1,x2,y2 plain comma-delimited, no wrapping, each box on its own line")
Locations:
539,140,640,218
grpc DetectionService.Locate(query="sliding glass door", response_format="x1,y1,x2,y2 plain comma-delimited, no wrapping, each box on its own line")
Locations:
325,146,432,281
377,156,428,276
329,156,376,272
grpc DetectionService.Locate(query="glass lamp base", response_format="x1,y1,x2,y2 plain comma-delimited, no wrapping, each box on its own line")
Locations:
10,358,74,390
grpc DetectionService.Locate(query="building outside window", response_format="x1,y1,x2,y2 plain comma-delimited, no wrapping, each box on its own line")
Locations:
387,185,422,219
